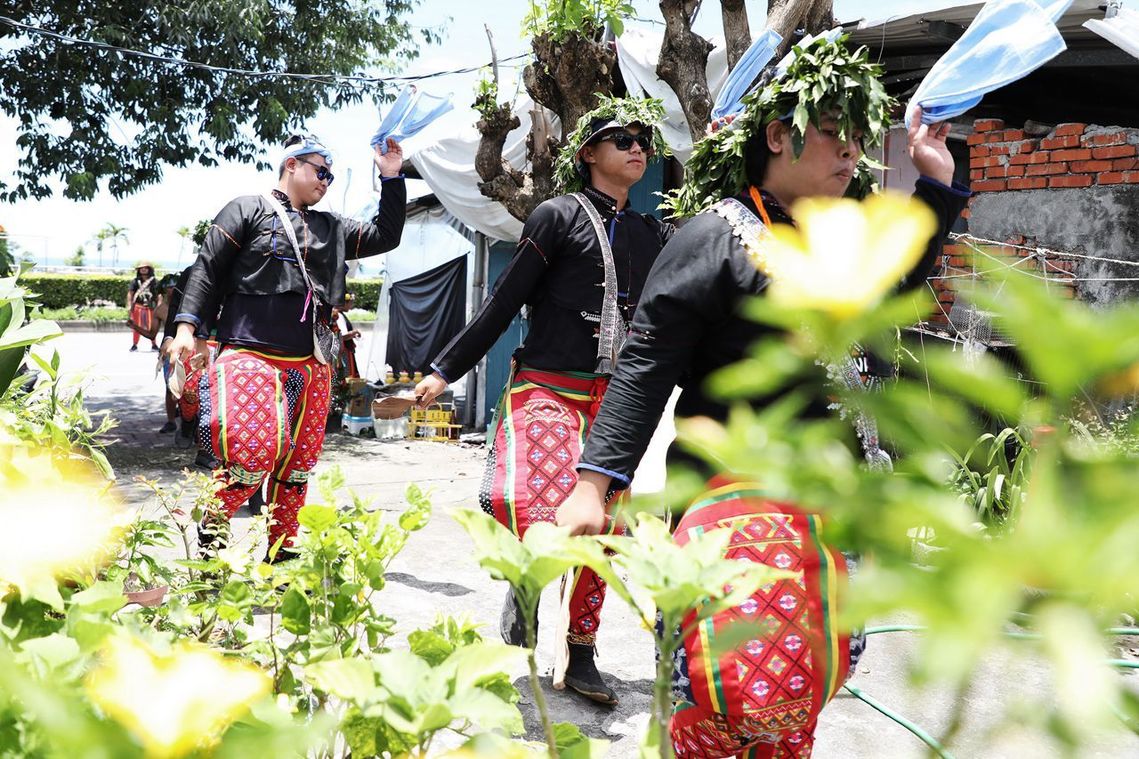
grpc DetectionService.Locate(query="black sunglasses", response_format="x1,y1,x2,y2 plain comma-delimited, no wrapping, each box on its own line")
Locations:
295,156,335,186
598,131,653,152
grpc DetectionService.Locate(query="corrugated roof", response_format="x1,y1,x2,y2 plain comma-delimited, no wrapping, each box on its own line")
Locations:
842,0,1107,51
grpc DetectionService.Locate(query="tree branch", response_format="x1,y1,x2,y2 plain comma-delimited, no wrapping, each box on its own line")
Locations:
721,0,751,73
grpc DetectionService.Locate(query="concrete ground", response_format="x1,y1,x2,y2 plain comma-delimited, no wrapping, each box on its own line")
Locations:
49,326,1139,758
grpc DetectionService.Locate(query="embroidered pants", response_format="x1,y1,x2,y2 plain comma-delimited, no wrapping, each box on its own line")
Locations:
668,481,852,759
197,347,331,549
481,366,625,643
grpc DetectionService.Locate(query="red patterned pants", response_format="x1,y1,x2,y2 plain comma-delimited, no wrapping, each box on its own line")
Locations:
667,482,852,759
481,366,624,643
197,347,331,549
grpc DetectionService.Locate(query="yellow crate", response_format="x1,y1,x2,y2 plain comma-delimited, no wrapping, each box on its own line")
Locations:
408,403,462,442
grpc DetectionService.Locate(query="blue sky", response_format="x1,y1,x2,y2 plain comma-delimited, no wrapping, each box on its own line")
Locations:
0,0,1125,269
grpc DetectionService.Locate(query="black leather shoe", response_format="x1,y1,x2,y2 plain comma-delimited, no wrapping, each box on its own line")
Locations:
499,587,537,647
564,642,618,705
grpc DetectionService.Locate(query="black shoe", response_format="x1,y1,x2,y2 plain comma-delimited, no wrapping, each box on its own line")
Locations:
159,421,177,433
129,345,138,352
564,642,618,705
500,587,537,647
193,449,220,471
151,344,160,352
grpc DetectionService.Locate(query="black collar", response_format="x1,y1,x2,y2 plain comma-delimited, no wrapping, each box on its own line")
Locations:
271,188,305,213
582,184,629,217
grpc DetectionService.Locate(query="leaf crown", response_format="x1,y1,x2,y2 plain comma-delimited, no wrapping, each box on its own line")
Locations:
554,94,671,194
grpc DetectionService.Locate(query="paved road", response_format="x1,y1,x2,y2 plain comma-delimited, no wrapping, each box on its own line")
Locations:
48,327,1139,758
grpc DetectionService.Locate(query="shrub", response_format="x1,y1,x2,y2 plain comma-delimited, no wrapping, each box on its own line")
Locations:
20,274,384,311
21,273,133,309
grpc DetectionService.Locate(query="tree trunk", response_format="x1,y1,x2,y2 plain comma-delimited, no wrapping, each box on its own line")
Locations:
656,0,714,144
474,31,615,221
721,0,751,73
766,0,834,59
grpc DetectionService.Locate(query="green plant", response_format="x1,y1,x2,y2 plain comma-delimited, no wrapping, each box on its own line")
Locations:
65,246,86,267
948,427,1031,527
473,70,501,120
18,273,133,309
522,0,636,42
0,275,63,398
453,509,612,758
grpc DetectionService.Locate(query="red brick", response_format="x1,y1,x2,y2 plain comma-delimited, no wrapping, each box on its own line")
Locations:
1041,135,1080,149
970,169,984,180
1098,171,1139,185
1052,148,1092,162
967,132,987,146
974,118,1004,132
1009,150,1051,166
971,145,991,158
1009,177,1048,190
989,144,1010,156
1091,144,1137,160
1081,131,1130,147
1048,174,1093,188
1005,164,1026,177
1026,162,1067,176
1054,123,1087,137
992,129,1025,142
972,179,1007,192
1070,160,1113,173
960,207,971,219
986,166,1010,179
970,156,1002,169
1013,140,1037,154
1112,158,1139,171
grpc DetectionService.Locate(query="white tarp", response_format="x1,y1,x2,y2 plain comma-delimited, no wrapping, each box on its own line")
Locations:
404,27,734,242
403,96,554,242
616,28,730,164
1084,7,1139,60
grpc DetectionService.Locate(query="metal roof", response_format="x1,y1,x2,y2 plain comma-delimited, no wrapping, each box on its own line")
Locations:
843,0,1108,52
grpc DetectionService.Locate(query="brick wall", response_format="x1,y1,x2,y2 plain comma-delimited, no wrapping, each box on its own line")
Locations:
928,118,1139,327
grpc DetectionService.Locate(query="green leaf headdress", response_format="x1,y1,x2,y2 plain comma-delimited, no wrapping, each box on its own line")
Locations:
554,94,671,194
661,34,896,218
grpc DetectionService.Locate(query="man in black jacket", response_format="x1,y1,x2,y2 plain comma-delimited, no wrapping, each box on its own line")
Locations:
414,97,671,705
166,134,406,557
557,36,969,758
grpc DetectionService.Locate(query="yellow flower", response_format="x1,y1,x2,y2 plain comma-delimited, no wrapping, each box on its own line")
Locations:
86,634,270,758
758,192,937,320
0,446,126,601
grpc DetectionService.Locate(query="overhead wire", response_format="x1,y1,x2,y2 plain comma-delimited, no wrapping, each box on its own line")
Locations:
0,14,530,88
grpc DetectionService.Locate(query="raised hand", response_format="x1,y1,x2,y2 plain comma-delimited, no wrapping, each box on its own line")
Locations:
374,137,404,178
907,105,955,187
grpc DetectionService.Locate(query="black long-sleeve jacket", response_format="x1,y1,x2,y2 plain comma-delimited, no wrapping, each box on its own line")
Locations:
175,179,406,331
578,177,971,487
431,185,674,381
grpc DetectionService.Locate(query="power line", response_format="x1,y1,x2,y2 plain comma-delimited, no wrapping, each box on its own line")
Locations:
0,15,530,88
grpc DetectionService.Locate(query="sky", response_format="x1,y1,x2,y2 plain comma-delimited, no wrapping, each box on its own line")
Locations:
0,0,1126,270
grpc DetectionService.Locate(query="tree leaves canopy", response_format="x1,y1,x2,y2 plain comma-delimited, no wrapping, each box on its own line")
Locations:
0,1,437,202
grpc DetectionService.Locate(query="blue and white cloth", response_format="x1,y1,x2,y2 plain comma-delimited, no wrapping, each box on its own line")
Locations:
277,136,333,168
370,85,454,154
906,0,1074,127
711,28,783,121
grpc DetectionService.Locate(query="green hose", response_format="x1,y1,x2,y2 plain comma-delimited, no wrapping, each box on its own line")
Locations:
842,684,957,759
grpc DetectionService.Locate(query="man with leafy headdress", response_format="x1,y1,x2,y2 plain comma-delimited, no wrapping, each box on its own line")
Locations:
415,95,671,705
557,35,970,756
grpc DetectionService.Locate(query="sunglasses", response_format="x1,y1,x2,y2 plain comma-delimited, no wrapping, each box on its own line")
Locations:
598,131,653,152
295,156,335,186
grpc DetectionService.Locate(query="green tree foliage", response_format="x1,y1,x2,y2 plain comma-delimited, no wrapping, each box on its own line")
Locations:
0,1,437,202
64,245,86,267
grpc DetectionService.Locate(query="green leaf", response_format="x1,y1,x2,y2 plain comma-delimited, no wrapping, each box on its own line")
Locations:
69,580,126,613
18,633,81,671
305,657,377,703
408,629,454,666
280,585,311,635
554,721,610,759
297,504,337,533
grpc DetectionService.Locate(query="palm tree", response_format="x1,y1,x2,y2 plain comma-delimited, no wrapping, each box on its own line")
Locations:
175,225,192,267
93,223,129,269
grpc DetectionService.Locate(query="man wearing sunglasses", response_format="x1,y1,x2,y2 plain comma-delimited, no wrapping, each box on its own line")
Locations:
414,97,671,706
167,133,406,560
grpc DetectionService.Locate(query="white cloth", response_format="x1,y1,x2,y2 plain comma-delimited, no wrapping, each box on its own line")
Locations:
615,28,730,164
1084,7,1139,60
401,97,559,242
